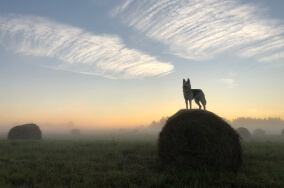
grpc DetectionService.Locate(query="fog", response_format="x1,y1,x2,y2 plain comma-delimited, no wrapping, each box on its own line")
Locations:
1,115,284,140
230,117,284,134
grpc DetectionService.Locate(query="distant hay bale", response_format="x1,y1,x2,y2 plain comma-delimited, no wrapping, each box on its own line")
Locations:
253,129,265,136
236,127,251,140
8,123,42,140
71,129,80,135
158,109,242,172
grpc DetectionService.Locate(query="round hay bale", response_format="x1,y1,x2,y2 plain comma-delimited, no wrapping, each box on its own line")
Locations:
253,129,265,136
281,129,284,136
8,123,42,140
158,110,242,171
236,127,251,140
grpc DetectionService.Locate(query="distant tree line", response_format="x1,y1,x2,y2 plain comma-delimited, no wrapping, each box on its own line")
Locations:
148,116,168,129
232,117,284,134
232,117,283,125
144,116,284,134
149,116,284,128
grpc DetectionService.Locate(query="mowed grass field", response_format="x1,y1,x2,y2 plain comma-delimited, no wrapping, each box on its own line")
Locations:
0,134,284,188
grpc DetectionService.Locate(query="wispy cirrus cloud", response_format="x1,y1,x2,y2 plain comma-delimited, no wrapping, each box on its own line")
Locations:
0,14,173,79
111,0,284,63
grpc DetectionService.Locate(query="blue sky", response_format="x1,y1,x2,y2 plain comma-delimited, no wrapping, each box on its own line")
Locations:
0,0,284,131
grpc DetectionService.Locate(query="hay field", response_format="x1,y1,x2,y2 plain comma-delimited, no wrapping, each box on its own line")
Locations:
0,135,284,187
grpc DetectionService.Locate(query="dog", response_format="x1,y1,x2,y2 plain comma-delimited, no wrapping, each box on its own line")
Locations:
183,78,206,110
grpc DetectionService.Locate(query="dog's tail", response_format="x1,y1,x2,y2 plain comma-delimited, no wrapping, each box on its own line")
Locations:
200,92,206,106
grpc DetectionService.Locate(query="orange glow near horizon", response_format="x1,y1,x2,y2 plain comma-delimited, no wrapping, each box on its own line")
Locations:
1,87,284,130
1,101,284,131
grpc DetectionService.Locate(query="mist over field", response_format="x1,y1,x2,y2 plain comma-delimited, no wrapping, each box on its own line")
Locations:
1,115,284,140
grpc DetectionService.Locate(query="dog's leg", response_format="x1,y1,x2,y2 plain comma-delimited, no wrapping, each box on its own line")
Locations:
201,98,206,110
189,100,192,110
185,99,188,110
195,98,202,109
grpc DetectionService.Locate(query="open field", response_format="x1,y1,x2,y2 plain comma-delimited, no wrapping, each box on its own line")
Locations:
0,135,284,187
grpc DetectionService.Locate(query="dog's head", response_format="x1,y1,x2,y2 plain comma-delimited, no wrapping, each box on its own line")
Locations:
183,78,191,90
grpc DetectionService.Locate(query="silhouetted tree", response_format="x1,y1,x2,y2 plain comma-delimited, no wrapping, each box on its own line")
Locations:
148,116,168,129
232,117,284,134
232,117,283,125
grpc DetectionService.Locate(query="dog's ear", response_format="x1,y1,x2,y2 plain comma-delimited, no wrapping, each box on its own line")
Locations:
183,79,186,83
187,78,190,83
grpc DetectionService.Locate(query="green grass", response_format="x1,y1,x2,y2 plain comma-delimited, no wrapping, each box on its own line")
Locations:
0,136,284,187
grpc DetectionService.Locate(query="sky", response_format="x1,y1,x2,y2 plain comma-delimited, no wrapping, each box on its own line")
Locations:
0,0,284,132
